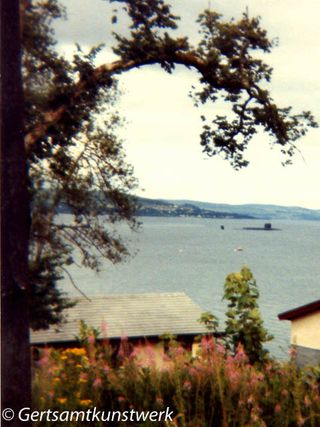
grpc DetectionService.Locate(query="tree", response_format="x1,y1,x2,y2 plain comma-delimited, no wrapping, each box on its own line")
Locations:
22,0,316,329
223,266,273,364
22,0,139,329
1,0,31,423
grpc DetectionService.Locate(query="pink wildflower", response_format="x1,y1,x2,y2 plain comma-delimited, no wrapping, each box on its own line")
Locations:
79,372,88,383
161,352,171,363
249,370,264,387
38,348,50,367
304,395,311,407
118,336,131,359
216,342,225,354
251,412,259,423
265,363,273,372
159,363,172,373
146,343,155,360
234,343,248,363
274,403,281,413
182,380,192,391
312,384,320,403
47,367,56,375
229,370,240,386
225,356,241,390
257,372,264,381
156,397,164,406
201,336,215,352
38,357,49,367
129,346,139,360
93,377,102,389
247,395,254,405
297,416,306,426
101,321,108,336
87,335,95,345
174,345,184,357
189,367,198,377
288,346,297,358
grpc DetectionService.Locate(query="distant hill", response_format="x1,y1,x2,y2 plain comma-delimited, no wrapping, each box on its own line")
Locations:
135,197,253,219
165,199,320,221
53,190,320,220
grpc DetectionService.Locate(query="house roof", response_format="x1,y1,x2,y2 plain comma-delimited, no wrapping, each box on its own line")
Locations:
30,292,209,345
278,299,320,321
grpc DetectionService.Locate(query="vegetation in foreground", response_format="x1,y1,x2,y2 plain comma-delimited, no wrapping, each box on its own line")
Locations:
31,267,320,426
33,336,320,426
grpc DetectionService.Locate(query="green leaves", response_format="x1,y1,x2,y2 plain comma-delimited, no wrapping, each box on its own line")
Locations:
111,0,179,31
198,311,219,333
24,1,138,329
191,10,317,169
200,266,272,365
222,266,273,364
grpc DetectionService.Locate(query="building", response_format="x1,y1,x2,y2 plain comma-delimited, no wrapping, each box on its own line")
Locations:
278,299,320,366
31,292,210,363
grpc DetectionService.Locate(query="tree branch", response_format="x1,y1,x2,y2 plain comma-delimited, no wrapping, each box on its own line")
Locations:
60,266,91,302
24,52,207,154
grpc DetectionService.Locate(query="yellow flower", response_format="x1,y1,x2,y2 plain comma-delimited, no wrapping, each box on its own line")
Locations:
57,397,67,405
64,348,86,357
75,364,82,369
79,372,88,384
79,399,92,407
53,378,61,384
60,355,68,361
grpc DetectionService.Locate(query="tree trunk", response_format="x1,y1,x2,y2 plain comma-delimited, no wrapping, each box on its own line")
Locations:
1,0,31,425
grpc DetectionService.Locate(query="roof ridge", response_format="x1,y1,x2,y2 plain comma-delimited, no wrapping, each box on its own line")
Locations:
74,292,190,300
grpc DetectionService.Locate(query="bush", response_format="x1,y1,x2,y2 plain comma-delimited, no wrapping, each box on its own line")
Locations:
32,336,320,426
223,267,273,365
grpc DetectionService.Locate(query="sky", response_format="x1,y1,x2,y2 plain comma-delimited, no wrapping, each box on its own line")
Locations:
55,0,320,209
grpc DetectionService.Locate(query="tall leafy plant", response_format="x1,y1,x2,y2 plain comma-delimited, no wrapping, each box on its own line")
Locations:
223,266,273,364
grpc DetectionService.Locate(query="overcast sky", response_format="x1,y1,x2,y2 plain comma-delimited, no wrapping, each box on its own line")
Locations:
55,0,320,209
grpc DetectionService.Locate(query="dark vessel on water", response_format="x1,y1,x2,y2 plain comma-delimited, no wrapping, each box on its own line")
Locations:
243,223,281,231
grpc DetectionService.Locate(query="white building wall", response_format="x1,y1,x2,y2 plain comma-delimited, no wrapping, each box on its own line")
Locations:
290,311,320,350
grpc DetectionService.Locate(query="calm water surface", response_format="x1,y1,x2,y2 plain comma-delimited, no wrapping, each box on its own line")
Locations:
59,216,320,359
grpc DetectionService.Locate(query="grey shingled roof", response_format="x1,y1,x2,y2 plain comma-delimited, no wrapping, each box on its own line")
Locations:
30,292,208,345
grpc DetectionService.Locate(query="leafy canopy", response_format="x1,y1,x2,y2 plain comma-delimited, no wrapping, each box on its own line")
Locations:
23,0,317,329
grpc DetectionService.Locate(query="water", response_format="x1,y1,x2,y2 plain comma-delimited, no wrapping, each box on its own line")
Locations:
59,216,320,359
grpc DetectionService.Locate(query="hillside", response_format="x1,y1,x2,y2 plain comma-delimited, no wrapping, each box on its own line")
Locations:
54,191,320,220
136,197,253,219
167,199,320,221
